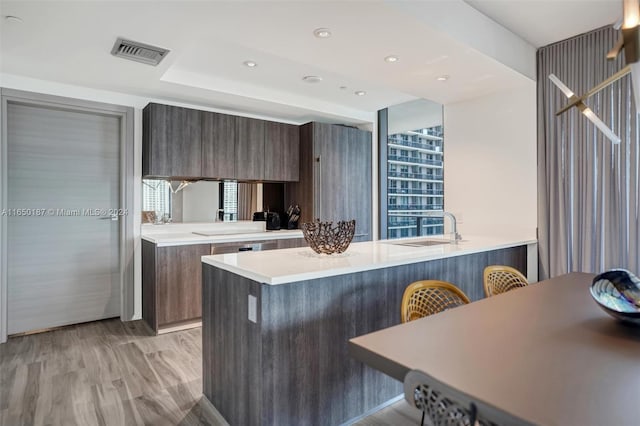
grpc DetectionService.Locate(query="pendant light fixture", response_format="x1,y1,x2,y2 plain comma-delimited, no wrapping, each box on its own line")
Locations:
549,0,640,144
618,0,640,109
549,74,621,143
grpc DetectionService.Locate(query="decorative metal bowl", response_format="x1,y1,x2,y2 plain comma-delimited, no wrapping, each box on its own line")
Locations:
301,220,356,255
590,269,640,325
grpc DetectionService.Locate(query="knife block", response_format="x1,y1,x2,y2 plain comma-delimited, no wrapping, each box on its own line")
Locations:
285,213,299,230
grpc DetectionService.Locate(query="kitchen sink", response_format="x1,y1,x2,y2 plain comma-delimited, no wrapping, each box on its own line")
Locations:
389,239,451,247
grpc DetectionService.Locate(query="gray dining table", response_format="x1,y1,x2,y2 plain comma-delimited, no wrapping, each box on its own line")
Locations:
348,272,640,426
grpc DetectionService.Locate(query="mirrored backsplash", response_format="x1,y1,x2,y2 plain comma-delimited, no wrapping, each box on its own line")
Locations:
142,180,249,224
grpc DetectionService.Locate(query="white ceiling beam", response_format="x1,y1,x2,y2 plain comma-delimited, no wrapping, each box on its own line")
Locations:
384,0,536,81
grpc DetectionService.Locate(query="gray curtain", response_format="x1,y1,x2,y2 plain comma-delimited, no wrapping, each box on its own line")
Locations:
538,26,640,279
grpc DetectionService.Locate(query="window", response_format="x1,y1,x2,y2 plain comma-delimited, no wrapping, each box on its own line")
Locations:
142,179,171,219
383,99,445,239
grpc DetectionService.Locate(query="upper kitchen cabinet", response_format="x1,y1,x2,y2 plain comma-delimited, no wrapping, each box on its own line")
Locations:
143,103,202,178
264,121,299,182
285,122,372,241
235,116,265,181
202,111,236,179
143,102,300,182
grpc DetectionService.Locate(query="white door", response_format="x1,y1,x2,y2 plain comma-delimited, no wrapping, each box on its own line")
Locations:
7,102,121,334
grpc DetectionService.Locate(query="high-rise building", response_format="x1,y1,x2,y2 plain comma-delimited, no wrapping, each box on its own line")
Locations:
387,125,444,238
142,179,171,219
222,181,238,221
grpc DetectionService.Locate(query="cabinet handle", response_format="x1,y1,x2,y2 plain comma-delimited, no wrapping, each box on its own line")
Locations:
316,155,322,221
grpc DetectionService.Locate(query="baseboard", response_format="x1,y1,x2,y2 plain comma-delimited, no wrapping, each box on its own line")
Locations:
340,394,404,426
158,320,201,334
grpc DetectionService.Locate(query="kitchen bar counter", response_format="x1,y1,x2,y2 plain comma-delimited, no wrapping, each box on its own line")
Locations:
201,235,536,425
202,234,537,284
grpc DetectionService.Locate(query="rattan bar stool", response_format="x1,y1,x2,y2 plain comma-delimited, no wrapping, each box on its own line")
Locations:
483,265,528,297
400,280,471,323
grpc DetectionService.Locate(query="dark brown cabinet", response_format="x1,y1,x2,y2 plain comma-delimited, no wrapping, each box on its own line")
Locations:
285,122,372,242
202,111,236,178
264,121,300,182
142,236,307,333
143,103,300,182
345,125,373,242
142,103,202,178
142,241,210,333
276,237,307,249
235,117,265,181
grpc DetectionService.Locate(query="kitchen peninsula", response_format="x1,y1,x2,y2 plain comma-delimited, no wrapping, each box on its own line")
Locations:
200,235,537,425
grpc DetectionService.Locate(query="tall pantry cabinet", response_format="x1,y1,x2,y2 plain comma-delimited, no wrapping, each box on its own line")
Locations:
285,122,372,242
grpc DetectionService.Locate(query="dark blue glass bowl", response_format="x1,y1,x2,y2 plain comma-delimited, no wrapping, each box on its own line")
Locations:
590,269,640,325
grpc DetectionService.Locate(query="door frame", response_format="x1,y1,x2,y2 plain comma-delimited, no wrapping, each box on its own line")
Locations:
0,89,135,343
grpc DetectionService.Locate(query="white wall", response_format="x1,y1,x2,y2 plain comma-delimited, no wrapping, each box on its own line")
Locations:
444,82,537,239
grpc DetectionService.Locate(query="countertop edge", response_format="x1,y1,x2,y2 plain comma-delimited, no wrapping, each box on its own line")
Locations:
202,238,537,285
142,230,304,247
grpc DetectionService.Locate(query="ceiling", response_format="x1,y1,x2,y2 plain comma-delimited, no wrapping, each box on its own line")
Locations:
0,1,620,124
388,99,443,135
465,0,621,47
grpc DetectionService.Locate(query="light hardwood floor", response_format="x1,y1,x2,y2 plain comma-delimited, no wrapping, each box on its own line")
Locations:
0,318,421,426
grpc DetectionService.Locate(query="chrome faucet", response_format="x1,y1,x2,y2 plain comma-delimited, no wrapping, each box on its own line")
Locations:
417,211,462,243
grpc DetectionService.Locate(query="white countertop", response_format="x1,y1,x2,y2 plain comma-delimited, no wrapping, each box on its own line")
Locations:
201,235,537,285
141,221,304,247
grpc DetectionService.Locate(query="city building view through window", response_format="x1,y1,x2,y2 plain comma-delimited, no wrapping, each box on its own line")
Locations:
386,99,444,239
142,179,171,219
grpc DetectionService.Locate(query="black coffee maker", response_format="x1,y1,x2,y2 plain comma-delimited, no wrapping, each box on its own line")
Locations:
252,211,281,230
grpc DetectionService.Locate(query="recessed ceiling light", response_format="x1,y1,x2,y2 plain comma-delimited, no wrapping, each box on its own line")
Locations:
436,75,450,82
4,15,23,23
302,75,323,83
354,90,366,96
243,60,258,68
384,55,399,63
313,28,331,38
339,86,348,90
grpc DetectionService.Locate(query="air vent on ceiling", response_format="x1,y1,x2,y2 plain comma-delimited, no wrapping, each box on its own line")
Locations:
110,37,170,66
